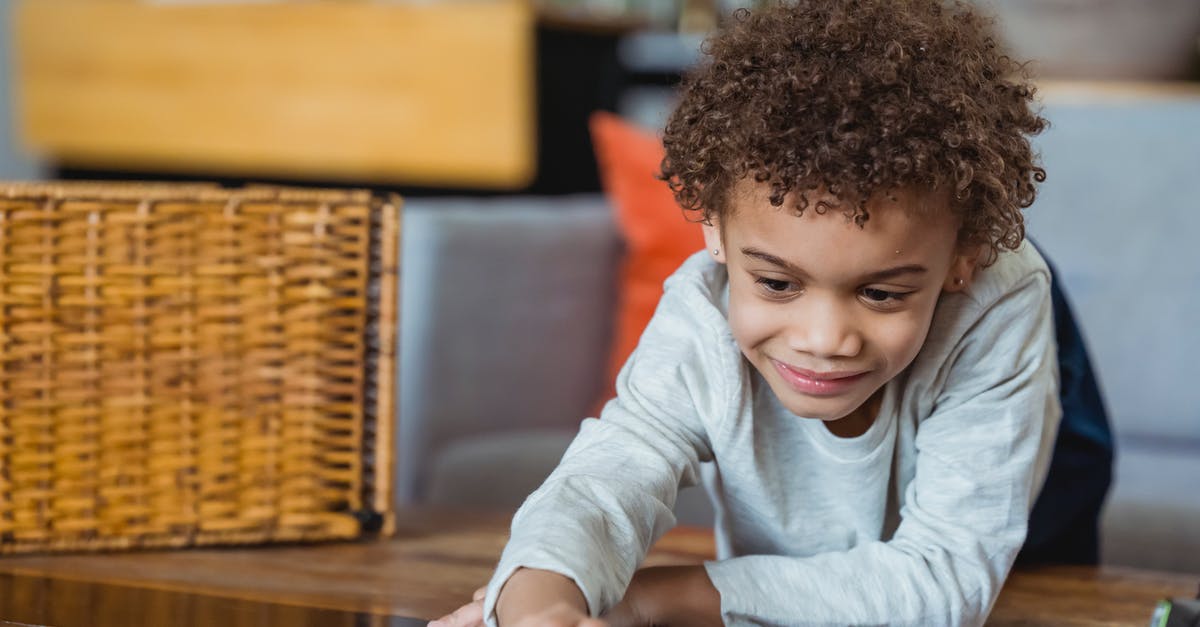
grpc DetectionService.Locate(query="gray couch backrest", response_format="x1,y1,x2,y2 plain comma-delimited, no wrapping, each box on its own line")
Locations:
397,196,620,503
1027,98,1200,444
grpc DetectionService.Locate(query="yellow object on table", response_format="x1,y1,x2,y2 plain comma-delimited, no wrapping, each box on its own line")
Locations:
12,0,535,189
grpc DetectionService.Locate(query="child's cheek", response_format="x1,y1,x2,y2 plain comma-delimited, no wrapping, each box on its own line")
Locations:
726,292,780,354
873,307,936,371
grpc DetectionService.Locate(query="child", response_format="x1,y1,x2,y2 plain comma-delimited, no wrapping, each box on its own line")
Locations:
434,0,1056,624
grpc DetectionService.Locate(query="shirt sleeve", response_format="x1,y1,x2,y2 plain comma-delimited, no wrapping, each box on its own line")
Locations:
704,269,1061,627
481,283,727,626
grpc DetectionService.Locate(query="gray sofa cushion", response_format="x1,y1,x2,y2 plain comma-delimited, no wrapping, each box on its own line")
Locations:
1101,440,1200,573
427,429,578,508
427,427,716,526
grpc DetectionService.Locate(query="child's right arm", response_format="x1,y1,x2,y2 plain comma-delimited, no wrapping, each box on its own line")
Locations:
476,271,727,626
493,568,597,626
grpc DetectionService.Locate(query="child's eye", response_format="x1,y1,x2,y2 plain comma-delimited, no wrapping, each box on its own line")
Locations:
755,277,796,295
860,287,909,308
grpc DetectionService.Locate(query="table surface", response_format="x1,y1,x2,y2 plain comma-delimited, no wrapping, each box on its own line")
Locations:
0,507,1195,626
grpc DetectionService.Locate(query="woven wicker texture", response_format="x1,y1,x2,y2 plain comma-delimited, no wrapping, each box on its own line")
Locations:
0,182,398,554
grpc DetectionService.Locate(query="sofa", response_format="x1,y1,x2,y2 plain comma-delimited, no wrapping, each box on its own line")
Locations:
395,89,1200,574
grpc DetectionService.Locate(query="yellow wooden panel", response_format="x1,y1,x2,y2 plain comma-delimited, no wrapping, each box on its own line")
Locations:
13,0,536,188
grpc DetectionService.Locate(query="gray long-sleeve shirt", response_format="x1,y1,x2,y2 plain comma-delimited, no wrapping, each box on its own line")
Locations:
483,243,1060,627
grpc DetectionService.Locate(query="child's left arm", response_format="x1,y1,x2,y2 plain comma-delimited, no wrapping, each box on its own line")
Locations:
698,269,1061,627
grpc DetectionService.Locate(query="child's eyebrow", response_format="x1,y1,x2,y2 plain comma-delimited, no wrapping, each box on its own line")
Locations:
740,247,929,281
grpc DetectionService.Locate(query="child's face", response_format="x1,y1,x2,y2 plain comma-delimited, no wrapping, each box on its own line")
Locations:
704,182,975,427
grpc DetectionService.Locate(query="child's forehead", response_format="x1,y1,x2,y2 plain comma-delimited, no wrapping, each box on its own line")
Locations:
722,179,963,258
724,176,960,228
729,179,952,216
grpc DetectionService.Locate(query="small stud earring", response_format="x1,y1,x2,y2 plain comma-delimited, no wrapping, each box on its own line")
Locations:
954,278,964,286
713,248,720,256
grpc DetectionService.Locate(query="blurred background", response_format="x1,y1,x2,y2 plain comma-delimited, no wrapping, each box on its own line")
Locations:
2,0,1199,575
7,0,1195,192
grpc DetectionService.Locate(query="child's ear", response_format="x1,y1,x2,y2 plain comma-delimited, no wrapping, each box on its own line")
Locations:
702,218,726,264
942,246,981,293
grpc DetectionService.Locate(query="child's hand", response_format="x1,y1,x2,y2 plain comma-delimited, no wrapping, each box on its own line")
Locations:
429,568,607,627
427,588,606,627
427,566,720,627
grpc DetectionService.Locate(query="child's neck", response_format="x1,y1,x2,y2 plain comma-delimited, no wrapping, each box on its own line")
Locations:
824,388,884,439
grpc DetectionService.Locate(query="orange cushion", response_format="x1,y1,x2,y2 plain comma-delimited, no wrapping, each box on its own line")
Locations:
589,111,706,408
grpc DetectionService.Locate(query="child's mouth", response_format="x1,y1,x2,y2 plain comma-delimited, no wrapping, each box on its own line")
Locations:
771,360,869,396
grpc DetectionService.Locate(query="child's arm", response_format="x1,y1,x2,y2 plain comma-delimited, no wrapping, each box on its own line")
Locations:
492,568,597,626
601,565,723,626
431,565,721,627
478,273,726,627
702,270,1060,626
430,571,598,627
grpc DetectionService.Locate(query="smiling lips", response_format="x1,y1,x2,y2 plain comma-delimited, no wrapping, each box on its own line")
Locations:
772,360,869,396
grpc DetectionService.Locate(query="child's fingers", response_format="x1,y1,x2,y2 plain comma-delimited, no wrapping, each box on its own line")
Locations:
427,599,484,627
473,586,487,601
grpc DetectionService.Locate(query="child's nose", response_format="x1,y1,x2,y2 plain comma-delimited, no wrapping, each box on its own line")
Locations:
787,299,863,359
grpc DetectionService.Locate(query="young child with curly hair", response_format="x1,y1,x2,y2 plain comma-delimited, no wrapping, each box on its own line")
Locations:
434,0,1056,625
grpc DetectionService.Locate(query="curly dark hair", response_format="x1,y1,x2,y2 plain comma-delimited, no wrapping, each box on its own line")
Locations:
660,0,1047,263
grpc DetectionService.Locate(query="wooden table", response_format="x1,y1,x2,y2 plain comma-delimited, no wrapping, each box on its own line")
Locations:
0,507,1195,626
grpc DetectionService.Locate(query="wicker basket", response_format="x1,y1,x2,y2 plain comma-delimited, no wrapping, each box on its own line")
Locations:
0,182,398,554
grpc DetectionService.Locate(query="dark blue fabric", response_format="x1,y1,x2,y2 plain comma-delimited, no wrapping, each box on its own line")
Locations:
1017,252,1115,565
